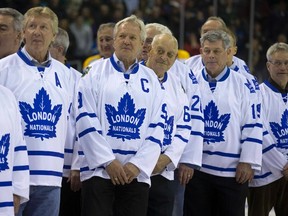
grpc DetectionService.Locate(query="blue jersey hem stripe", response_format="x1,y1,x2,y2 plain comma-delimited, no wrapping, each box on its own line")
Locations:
28,151,64,158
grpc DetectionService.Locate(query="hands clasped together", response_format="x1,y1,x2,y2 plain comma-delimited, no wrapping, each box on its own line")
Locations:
106,160,140,185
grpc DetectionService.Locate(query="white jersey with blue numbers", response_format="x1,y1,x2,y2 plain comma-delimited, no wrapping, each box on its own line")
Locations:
76,56,165,185
63,66,81,178
0,48,75,187
152,71,191,180
168,60,204,168
195,67,262,177
0,85,29,216
249,80,288,187
185,54,251,75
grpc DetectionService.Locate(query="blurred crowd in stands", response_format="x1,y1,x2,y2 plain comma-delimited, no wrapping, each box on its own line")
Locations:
1,0,287,82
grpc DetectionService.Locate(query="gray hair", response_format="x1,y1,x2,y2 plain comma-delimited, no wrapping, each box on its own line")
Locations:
200,30,230,50
114,14,146,42
0,8,23,32
266,42,288,61
51,27,69,55
145,23,172,35
97,22,115,34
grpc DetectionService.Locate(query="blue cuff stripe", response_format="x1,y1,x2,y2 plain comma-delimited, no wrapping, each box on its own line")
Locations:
76,112,97,122
79,127,97,138
174,134,188,143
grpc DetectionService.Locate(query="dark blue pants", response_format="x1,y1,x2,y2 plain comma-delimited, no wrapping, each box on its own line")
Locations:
184,170,248,216
147,175,177,216
59,177,81,216
81,176,149,216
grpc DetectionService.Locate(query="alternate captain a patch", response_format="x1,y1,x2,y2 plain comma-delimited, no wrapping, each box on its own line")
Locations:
203,101,230,144
19,88,62,140
105,93,146,141
0,134,10,171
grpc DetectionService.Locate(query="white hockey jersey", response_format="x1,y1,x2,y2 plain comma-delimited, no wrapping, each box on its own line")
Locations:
0,85,29,216
249,80,288,187
76,55,165,185
0,48,75,187
149,70,191,180
63,66,81,178
195,67,262,177
168,60,204,168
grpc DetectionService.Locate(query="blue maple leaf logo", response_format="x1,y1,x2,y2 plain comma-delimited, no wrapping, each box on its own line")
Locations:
105,93,146,141
19,88,62,140
270,110,288,148
203,101,230,144
0,134,10,172
244,79,256,93
189,70,198,84
160,104,174,147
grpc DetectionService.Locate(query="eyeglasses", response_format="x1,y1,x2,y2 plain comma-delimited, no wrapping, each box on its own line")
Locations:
268,60,288,68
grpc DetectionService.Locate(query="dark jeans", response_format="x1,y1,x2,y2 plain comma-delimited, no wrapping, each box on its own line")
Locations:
81,176,149,216
184,170,248,216
147,175,177,216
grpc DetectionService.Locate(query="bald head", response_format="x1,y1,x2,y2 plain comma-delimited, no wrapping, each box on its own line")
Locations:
146,33,178,78
201,16,227,36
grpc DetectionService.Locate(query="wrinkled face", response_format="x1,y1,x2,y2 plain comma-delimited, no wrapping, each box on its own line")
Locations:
200,39,230,77
267,51,288,88
113,21,143,62
23,15,55,56
0,14,21,58
201,20,223,36
141,27,161,61
148,35,177,78
97,27,114,58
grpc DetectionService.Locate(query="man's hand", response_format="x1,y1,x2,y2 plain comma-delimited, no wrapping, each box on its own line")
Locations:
68,170,81,192
236,162,254,184
152,154,171,174
123,162,140,183
13,194,20,214
178,163,194,185
106,159,128,185
282,163,288,180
